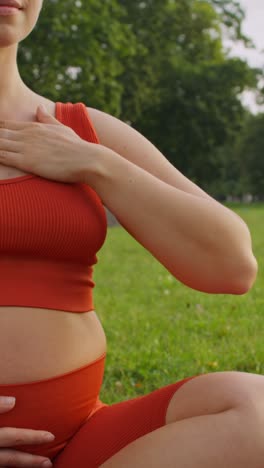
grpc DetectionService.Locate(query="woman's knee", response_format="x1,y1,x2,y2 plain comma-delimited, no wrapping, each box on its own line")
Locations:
165,371,264,424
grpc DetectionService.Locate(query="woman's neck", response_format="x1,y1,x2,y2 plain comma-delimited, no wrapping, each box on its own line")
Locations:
0,45,26,108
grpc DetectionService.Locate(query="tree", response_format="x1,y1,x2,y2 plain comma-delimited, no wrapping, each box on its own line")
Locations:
210,0,250,42
18,0,137,115
124,0,258,192
236,113,264,198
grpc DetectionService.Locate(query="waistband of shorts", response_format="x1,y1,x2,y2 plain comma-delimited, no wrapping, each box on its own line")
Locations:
0,352,106,388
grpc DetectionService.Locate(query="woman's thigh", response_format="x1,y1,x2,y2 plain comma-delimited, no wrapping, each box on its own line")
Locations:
52,371,264,468
166,370,264,424
52,375,195,467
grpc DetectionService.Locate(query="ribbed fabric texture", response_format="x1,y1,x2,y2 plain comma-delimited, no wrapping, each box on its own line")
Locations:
0,102,107,312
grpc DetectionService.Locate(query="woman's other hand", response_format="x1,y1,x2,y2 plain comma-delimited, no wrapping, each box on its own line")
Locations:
0,397,53,467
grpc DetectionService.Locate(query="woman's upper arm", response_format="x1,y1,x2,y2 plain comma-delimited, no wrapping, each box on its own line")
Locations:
87,107,213,201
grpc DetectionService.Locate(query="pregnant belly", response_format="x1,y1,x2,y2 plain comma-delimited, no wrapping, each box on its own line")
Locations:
0,307,107,384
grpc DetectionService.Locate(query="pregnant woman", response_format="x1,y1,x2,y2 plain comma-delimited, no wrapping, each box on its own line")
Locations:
0,1,263,467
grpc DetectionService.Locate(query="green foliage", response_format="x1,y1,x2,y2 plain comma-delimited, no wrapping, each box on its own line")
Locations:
137,58,257,187
236,113,264,198
18,0,137,115
210,0,250,42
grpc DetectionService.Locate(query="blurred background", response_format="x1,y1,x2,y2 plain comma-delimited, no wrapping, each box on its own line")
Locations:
18,0,264,203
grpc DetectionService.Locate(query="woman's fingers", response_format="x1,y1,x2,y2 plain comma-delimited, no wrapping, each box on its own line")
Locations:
0,426,54,466
0,400,54,466
0,427,55,447
0,398,16,414
0,447,52,466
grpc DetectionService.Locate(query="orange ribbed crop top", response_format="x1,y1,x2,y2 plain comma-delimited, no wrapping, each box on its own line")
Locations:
0,102,107,312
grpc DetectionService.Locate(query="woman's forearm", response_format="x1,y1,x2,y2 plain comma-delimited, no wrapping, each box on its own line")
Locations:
81,145,257,295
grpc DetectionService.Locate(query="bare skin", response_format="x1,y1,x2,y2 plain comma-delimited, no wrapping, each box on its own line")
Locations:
0,2,263,468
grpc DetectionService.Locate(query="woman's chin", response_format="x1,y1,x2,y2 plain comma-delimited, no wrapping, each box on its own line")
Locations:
0,34,20,48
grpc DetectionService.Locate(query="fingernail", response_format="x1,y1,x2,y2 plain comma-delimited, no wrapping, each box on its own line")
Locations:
42,461,52,467
0,396,16,406
44,433,55,440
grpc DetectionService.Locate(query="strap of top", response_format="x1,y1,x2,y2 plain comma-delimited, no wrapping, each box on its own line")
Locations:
56,102,100,144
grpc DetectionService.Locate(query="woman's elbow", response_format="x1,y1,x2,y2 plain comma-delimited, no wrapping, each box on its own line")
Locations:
231,253,258,295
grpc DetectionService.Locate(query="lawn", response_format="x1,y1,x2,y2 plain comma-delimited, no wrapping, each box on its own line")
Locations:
93,204,264,404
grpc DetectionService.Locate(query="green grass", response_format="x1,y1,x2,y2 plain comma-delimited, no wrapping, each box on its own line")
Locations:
93,204,264,404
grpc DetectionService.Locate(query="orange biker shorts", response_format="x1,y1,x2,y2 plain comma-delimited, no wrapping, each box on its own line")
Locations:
0,354,196,467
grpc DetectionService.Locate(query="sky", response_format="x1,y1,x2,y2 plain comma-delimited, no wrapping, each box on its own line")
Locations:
224,0,264,113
